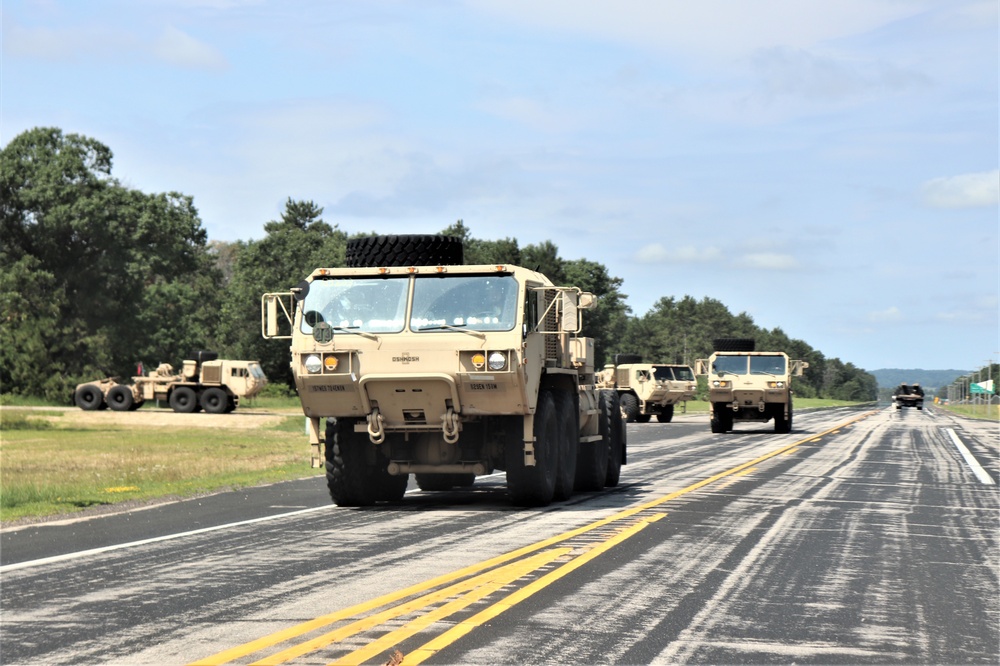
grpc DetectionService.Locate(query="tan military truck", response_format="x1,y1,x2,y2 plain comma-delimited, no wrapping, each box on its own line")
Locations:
73,351,268,414
695,338,808,434
596,353,697,423
261,234,625,507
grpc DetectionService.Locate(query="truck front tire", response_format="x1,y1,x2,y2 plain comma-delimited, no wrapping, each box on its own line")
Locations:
507,391,558,506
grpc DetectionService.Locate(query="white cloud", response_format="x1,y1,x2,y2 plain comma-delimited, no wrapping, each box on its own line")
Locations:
634,243,721,264
921,170,1000,208
737,253,800,270
466,0,932,61
869,306,903,322
153,26,229,70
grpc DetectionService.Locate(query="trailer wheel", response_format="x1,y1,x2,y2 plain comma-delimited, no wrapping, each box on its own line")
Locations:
507,390,557,506
74,385,105,411
106,385,134,412
169,386,198,413
620,393,639,422
656,405,674,423
200,387,229,414
552,390,578,501
346,234,463,268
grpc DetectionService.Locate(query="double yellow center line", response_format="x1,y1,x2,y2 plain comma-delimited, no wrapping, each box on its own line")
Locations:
191,412,872,666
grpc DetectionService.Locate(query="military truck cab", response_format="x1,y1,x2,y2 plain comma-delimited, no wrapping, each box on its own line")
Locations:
696,338,808,434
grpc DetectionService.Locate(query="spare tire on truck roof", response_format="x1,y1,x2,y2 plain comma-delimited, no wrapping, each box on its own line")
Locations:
345,234,463,268
713,338,756,352
614,353,643,366
187,350,219,363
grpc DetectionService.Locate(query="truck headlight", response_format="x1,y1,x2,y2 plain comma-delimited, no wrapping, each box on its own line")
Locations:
304,355,322,374
488,352,506,371
768,381,786,388
712,380,731,388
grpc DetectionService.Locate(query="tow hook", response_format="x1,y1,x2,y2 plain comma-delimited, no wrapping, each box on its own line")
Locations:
442,407,460,444
367,408,386,444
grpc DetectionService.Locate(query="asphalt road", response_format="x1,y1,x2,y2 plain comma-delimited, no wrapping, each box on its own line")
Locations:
1,406,997,665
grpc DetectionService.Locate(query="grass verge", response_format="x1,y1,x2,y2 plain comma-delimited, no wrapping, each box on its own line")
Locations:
0,411,321,524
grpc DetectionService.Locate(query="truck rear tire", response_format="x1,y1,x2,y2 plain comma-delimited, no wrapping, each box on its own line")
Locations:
169,386,198,413
346,235,464,268
106,385,134,412
200,387,229,414
75,385,105,411
574,392,611,492
507,390,557,506
552,390,578,501
620,393,639,423
656,405,674,423
604,390,624,487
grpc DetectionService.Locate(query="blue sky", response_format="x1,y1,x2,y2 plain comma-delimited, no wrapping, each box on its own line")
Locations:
3,0,997,372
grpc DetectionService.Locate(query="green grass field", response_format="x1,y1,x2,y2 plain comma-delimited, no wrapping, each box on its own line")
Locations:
0,395,872,524
0,405,321,523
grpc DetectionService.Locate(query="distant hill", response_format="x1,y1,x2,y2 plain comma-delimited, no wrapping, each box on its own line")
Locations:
871,368,970,390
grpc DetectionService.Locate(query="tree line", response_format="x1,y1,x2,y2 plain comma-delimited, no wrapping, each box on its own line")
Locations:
1,127,877,402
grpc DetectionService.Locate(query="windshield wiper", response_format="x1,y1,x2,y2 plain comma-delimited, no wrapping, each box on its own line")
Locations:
332,326,380,341
416,323,486,339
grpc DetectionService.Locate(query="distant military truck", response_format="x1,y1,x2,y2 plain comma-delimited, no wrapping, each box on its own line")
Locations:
892,383,924,410
696,338,808,434
597,353,697,423
261,234,625,507
74,351,268,414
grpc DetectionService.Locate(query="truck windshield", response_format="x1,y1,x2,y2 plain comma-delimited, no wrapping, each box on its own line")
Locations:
712,355,749,375
750,355,786,375
653,367,675,381
300,277,409,334
672,367,694,381
411,275,519,332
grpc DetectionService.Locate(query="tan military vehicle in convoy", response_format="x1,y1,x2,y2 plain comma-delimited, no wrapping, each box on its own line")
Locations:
261,234,625,507
696,338,808,434
892,383,924,410
74,351,267,413
596,353,697,423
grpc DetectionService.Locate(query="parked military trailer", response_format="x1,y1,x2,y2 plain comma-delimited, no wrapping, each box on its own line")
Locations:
261,234,625,507
695,338,808,434
596,353,697,423
73,352,268,414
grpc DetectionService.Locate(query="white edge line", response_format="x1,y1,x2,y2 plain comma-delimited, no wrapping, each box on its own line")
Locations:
3,472,512,573
0,504,335,573
944,428,996,486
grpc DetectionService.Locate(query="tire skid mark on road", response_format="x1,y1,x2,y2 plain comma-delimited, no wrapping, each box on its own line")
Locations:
189,412,875,666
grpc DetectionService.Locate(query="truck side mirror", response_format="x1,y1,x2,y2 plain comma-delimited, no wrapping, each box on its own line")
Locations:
261,293,294,339
695,359,708,375
561,291,581,333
